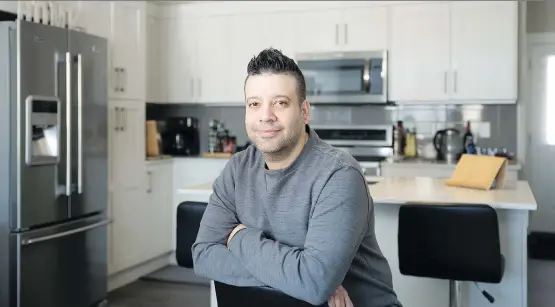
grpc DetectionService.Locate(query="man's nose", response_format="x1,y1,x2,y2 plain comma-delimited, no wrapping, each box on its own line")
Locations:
259,103,276,122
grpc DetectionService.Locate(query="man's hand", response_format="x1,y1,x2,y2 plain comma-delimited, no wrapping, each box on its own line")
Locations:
227,224,247,247
328,285,354,307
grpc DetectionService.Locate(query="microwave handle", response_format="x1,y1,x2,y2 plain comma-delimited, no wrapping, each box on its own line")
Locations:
363,59,370,93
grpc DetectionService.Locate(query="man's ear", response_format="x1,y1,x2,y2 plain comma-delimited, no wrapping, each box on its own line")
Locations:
301,100,310,123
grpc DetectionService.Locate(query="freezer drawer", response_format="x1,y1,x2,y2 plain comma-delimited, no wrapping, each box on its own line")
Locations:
15,215,110,307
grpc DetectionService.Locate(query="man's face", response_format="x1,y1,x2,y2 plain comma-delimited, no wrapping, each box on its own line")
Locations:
244,73,309,154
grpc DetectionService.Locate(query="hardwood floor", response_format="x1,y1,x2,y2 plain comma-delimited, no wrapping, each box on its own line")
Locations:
107,280,210,307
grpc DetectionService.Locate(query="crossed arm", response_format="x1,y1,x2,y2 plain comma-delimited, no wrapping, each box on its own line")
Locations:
191,161,371,306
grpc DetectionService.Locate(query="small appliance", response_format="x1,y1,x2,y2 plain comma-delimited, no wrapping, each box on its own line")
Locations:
296,50,388,104
313,125,393,184
162,117,200,156
433,128,463,164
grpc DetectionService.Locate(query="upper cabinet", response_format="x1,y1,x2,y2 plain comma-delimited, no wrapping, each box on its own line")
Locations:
389,0,518,104
296,4,388,53
68,1,146,102
156,0,519,105
110,2,146,101
449,1,518,102
389,2,451,103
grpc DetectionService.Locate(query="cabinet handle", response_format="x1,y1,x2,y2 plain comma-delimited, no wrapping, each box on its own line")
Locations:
444,71,448,94
121,67,126,92
453,70,458,93
335,24,339,45
344,24,348,45
122,107,126,131
114,68,119,92
147,171,152,193
114,107,120,131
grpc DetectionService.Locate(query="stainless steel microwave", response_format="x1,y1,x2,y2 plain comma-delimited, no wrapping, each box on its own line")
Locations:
296,50,388,104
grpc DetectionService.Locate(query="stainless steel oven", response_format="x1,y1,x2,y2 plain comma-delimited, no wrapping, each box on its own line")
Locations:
296,50,388,104
313,125,393,184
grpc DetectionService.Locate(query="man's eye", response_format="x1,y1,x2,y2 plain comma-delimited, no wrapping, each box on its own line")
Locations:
249,102,259,107
276,100,287,106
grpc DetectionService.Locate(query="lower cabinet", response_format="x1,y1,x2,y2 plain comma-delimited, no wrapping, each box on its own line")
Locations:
109,161,173,275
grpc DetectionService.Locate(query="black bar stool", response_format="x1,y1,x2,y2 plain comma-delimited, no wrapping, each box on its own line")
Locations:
175,201,208,267
397,204,505,307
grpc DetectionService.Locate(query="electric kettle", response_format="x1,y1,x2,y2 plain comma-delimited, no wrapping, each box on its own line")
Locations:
433,128,462,164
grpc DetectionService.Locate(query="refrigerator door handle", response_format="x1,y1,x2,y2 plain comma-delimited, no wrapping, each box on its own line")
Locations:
65,52,72,196
77,53,83,194
20,219,112,246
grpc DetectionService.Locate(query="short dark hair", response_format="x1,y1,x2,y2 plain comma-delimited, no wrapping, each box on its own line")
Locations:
245,48,306,103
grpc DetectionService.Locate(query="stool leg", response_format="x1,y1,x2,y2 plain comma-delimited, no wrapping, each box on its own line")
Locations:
449,280,463,307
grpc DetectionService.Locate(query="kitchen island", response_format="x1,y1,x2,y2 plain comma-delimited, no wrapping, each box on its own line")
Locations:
176,177,537,307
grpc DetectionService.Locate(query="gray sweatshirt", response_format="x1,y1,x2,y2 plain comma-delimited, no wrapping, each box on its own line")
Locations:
192,126,402,307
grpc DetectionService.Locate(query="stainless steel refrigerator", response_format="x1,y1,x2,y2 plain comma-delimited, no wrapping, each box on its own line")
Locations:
0,19,109,307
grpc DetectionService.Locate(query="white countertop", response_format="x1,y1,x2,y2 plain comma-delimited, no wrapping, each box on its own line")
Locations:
177,177,537,211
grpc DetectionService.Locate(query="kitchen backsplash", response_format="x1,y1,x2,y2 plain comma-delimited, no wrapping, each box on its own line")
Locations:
147,103,517,156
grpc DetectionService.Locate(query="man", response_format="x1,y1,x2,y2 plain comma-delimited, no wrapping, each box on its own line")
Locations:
192,48,402,307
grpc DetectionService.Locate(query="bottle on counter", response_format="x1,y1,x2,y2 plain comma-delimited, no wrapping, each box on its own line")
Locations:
393,120,406,158
463,121,476,154
404,127,417,158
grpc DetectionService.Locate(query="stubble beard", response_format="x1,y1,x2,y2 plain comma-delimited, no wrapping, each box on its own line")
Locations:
250,121,305,162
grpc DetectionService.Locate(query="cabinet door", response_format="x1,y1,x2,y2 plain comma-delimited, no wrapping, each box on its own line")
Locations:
109,100,145,190
110,2,145,101
341,5,388,51
228,13,264,104
146,15,162,103
196,16,230,103
261,12,299,61
111,187,148,273
167,18,199,103
146,163,173,259
73,1,112,38
296,9,342,53
449,1,518,102
389,3,451,103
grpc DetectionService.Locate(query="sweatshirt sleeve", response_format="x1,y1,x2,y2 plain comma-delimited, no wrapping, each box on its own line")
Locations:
227,166,370,305
191,157,266,287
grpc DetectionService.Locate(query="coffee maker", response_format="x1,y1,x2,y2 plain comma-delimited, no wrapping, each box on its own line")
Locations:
161,117,200,156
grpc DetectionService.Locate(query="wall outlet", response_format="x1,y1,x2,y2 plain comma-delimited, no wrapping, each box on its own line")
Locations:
477,122,491,138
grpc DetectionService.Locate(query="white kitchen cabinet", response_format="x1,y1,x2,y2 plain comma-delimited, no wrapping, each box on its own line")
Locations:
109,99,145,190
296,4,388,54
110,186,148,273
261,12,299,60
389,1,518,104
228,13,264,103
340,5,389,52
449,1,518,102
145,162,173,259
163,18,197,103
110,1,146,101
147,11,166,103
389,2,451,103
196,15,231,104
296,9,342,53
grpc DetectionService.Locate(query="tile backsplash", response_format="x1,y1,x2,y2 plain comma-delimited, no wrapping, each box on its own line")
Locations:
147,103,517,156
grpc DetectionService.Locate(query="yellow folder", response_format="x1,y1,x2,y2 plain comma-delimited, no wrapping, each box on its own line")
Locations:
445,154,508,190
